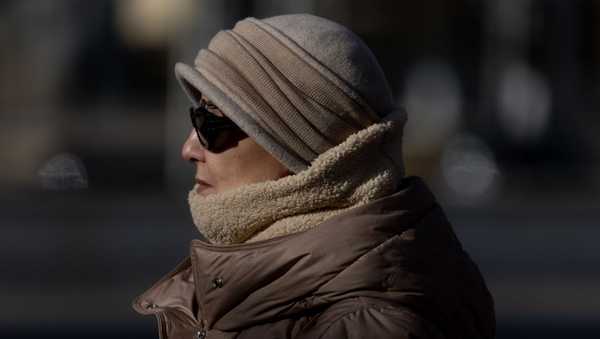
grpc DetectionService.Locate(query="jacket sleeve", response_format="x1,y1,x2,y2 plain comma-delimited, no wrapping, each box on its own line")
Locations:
311,305,446,339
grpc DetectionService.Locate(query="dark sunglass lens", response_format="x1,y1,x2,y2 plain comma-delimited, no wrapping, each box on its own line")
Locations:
189,105,242,151
194,115,205,130
190,107,210,148
190,109,204,127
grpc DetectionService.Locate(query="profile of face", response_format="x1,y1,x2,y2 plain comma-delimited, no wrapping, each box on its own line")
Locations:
181,97,292,196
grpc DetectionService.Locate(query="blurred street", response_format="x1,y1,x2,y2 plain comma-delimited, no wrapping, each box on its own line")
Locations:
1,0,599,338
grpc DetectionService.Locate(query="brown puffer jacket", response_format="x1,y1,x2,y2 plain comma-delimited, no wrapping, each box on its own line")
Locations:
132,177,496,338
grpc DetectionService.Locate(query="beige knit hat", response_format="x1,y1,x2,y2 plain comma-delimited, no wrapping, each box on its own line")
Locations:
175,13,403,173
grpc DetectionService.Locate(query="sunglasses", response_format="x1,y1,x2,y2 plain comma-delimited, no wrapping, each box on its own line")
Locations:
189,102,243,151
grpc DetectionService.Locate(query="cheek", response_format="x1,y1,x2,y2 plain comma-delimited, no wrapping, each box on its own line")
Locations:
233,141,284,182
206,140,288,193
205,149,252,191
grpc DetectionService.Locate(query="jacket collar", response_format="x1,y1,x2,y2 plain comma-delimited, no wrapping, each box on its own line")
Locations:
133,176,437,330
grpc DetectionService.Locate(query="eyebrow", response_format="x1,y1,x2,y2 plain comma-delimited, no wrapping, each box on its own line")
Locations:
200,99,224,116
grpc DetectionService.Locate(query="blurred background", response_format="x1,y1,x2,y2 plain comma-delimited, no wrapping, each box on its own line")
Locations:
1,0,599,338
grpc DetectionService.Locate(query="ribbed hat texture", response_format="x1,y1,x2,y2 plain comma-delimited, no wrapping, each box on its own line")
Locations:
175,14,401,173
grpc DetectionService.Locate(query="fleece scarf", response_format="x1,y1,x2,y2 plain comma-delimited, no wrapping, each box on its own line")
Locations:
188,117,404,245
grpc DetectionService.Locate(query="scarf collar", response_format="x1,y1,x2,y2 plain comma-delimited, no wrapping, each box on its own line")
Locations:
188,118,405,245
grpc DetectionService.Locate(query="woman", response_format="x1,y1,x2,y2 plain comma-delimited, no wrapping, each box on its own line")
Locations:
133,14,495,339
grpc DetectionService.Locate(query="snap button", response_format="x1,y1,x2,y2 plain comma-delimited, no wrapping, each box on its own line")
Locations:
195,329,207,339
211,277,224,289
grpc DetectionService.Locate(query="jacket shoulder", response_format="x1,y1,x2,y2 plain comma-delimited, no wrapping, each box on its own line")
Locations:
298,297,446,339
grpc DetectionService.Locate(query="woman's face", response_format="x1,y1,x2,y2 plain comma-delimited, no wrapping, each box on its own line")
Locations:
181,98,291,196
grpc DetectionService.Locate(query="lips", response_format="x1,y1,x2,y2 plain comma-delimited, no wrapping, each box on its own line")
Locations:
195,178,212,194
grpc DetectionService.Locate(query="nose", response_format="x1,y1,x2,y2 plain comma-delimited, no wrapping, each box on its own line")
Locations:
181,129,206,163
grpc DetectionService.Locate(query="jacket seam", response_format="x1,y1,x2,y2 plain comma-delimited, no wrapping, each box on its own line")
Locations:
316,302,412,339
319,202,438,289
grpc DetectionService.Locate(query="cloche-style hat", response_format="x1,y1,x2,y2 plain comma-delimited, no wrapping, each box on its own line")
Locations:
175,13,402,173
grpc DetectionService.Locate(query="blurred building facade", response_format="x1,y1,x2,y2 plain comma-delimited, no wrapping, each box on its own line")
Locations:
1,1,599,338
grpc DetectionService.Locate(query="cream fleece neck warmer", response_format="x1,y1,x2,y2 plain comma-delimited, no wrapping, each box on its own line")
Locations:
188,117,405,245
